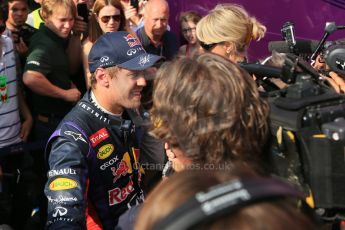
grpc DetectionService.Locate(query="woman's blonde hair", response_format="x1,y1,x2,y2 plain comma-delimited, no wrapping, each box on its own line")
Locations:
41,0,76,20
179,11,202,26
196,3,266,52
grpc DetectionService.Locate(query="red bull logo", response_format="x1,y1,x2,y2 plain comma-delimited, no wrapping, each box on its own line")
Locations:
123,34,135,41
108,180,134,206
89,128,109,147
111,160,129,183
128,40,141,48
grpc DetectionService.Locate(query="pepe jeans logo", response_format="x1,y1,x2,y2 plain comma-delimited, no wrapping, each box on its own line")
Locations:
100,56,109,63
138,55,151,66
47,195,78,204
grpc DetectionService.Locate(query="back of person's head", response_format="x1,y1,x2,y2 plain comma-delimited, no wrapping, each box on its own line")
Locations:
88,0,125,42
41,0,76,20
135,166,318,230
196,3,266,54
150,53,269,167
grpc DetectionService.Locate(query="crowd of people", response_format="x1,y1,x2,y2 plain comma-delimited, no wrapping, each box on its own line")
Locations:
0,0,344,229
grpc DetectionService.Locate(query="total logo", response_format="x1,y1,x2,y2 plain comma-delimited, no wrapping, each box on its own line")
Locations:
89,128,109,147
97,144,114,160
49,178,78,191
108,180,134,206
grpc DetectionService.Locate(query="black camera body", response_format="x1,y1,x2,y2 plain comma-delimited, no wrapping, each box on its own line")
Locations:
268,71,345,220
130,0,139,10
322,42,345,76
12,24,36,45
264,22,345,220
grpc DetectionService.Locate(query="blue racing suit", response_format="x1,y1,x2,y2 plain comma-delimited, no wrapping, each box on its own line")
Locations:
44,92,144,230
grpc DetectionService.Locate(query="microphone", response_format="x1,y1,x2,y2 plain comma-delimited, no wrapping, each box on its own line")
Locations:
268,40,319,54
239,63,282,78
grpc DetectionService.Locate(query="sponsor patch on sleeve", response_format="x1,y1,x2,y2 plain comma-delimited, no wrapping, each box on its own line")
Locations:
49,178,78,191
89,128,110,147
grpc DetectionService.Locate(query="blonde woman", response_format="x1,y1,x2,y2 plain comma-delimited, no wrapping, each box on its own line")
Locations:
196,3,266,63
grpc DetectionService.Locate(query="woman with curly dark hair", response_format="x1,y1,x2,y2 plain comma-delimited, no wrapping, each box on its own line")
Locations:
151,53,269,173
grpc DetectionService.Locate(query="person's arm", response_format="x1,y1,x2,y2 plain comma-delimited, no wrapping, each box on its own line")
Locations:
324,71,345,94
120,0,141,26
81,40,92,89
17,86,33,141
45,134,89,229
67,16,88,75
23,70,81,102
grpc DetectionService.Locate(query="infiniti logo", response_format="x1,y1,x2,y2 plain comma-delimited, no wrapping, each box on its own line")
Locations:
100,56,109,63
127,49,137,56
52,206,68,217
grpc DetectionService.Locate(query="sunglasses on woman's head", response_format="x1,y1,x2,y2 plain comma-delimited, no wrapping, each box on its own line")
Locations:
199,41,218,51
100,14,121,23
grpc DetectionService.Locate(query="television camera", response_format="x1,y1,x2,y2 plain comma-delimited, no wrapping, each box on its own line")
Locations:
243,21,345,221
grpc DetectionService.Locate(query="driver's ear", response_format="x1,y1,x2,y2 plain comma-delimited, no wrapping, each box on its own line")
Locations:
95,68,110,87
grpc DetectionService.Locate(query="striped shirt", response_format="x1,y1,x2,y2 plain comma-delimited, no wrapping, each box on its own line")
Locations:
0,35,21,148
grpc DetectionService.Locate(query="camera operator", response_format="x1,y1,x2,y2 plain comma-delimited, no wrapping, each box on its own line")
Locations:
3,0,36,79
312,52,345,94
4,0,36,57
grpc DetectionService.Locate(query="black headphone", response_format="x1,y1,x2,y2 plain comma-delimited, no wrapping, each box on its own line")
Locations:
152,177,308,230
